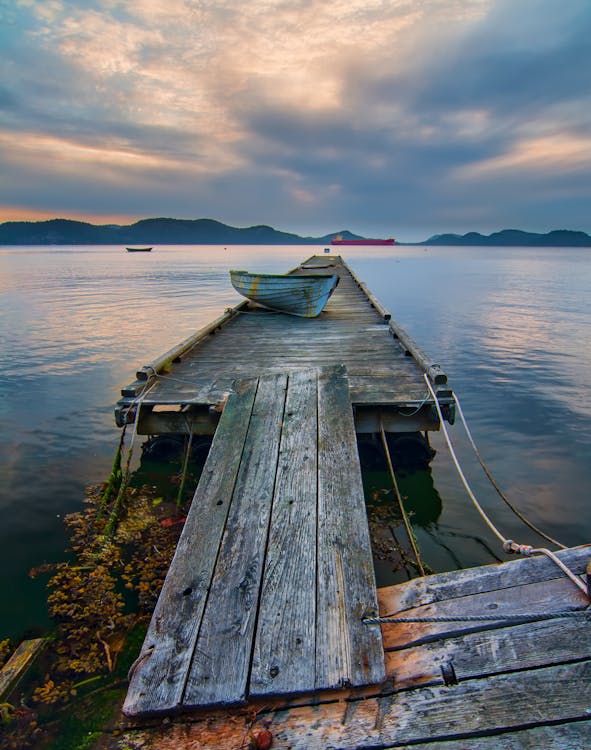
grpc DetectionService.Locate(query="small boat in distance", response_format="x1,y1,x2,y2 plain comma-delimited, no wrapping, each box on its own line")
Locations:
230,270,339,318
126,247,153,252
331,234,395,246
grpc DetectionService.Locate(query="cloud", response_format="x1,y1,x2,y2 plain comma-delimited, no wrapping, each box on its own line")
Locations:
456,134,591,180
0,0,590,238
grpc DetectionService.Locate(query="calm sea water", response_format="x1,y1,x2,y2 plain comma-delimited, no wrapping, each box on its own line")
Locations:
1,244,589,639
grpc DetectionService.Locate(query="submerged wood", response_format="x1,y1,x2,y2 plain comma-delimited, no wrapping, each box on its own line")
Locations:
0,638,47,701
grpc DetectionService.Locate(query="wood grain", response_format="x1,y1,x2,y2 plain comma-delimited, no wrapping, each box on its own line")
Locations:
378,545,591,614
182,374,288,707
249,369,319,697
386,614,591,689
316,365,385,689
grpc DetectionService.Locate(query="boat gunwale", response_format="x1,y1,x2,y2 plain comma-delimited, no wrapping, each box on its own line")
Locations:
230,270,339,281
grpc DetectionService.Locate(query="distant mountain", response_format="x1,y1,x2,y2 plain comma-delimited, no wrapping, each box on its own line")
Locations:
0,217,345,245
2,218,588,247
423,229,591,247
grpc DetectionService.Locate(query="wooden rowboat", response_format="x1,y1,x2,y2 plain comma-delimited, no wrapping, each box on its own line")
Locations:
229,270,339,317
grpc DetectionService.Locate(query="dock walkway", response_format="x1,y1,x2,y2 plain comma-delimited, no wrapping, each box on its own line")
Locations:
124,366,384,715
116,254,590,745
116,255,453,436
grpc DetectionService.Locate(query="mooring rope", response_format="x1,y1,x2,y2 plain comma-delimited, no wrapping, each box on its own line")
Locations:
227,307,281,316
176,420,194,507
452,391,567,549
364,610,590,625
397,390,432,417
379,419,426,576
125,381,158,454
139,370,222,392
105,381,158,537
423,374,589,599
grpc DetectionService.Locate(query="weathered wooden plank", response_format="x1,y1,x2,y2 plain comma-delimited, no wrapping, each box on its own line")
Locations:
122,378,258,716
116,661,591,749
135,301,248,380
390,721,591,749
182,374,288,707
378,544,591,614
386,614,591,689
0,638,46,701
249,369,319,697
381,573,589,650
315,364,385,689
268,661,591,748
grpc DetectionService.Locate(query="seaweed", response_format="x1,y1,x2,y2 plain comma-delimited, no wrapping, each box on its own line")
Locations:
3,465,192,749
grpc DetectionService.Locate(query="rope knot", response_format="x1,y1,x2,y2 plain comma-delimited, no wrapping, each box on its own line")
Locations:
503,540,534,556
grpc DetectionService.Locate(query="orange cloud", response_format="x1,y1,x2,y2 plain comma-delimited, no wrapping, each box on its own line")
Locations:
0,128,242,179
0,205,143,225
456,134,591,179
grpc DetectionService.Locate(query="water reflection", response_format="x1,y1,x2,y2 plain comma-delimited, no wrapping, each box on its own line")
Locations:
1,244,589,639
361,440,445,585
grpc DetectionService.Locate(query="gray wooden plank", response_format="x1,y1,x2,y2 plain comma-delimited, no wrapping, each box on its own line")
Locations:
182,373,288,707
249,369,319,697
129,661,591,748
122,378,258,716
315,364,385,689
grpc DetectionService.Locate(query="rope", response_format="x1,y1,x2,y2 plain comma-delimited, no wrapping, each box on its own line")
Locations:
364,610,590,625
397,390,432,417
105,381,157,537
226,307,281,316
379,420,426,576
176,421,194,507
423,375,506,544
453,391,567,549
423,374,589,599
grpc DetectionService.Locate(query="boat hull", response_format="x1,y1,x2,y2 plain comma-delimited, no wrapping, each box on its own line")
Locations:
126,247,153,252
229,270,339,317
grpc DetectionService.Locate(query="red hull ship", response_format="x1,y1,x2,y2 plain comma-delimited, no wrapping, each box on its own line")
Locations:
331,234,395,246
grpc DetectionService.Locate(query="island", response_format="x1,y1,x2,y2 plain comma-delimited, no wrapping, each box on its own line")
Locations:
0,218,589,247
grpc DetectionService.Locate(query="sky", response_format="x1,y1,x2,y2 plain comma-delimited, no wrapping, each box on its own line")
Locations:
0,0,590,241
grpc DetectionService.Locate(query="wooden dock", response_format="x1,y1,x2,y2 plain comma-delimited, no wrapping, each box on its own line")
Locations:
115,254,590,745
124,366,384,715
116,255,454,437
116,546,590,747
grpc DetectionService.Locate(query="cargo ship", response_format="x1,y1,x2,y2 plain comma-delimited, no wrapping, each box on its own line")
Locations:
331,234,395,246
